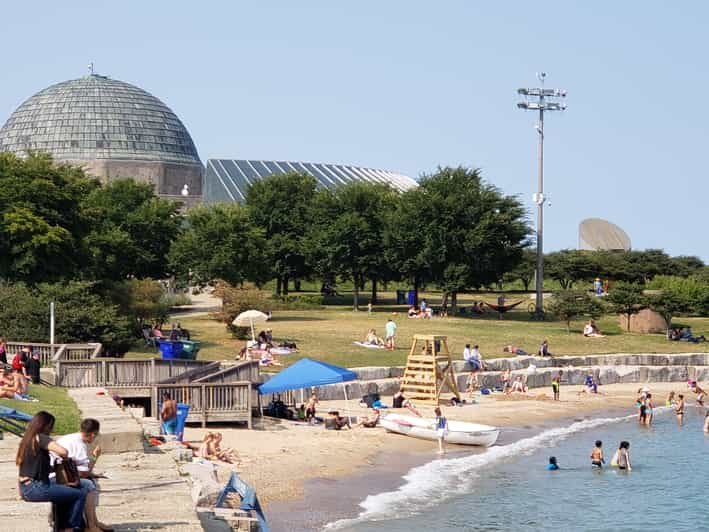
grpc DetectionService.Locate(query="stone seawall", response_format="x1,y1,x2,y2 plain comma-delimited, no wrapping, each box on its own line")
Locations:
261,353,709,401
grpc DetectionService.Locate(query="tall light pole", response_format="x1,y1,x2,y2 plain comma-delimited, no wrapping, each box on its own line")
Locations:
517,73,566,319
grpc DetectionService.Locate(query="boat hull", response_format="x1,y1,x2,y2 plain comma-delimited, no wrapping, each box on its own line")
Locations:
381,414,499,447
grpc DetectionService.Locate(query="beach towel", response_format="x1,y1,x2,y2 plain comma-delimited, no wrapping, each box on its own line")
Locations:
270,347,294,356
354,341,385,349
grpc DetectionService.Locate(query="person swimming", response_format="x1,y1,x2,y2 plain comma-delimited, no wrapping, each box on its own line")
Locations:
547,456,559,470
590,440,604,468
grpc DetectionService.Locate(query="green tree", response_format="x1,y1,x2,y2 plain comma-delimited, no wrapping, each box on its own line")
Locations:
168,203,268,287
82,179,182,280
412,167,529,310
245,172,317,296
547,290,604,333
0,152,99,283
606,283,647,332
383,188,431,305
544,250,596,289
308,182,398,310
503,248,536,292
646,290,692,333
0,281,133,354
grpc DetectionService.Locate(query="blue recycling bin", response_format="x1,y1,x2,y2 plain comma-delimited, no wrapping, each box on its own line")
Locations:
176,403,190,442
158,340,184,359
407,290,416,306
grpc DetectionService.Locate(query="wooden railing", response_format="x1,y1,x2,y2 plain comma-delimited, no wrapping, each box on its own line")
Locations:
153,382,252,428
6,341,102,366
158,361,222,385
192,361,260,384
55,359,211,388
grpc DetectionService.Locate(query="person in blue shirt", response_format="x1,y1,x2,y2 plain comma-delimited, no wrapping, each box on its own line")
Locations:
547,456,559,470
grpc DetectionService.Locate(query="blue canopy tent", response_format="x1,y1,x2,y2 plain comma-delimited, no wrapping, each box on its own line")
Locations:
258,358,357,412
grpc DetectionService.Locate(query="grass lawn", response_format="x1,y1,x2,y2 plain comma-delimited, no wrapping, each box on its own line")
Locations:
0,385,81,435
126,290,709,371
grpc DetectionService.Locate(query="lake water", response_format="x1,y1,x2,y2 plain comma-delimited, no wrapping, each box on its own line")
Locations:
326,406,708,532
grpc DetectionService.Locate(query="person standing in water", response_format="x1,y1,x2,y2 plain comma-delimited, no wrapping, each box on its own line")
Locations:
551,370,563,401
644,393,654,425
704,411,709,433
434,407,448,454
590,440,604,468
675,394,685,425
547,456,559,470
611,441,632,471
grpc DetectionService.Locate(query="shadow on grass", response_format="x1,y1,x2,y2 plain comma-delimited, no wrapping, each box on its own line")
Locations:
270,316,326,322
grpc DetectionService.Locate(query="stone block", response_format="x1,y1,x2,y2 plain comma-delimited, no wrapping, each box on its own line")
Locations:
351,367,391,381
619,309,668,334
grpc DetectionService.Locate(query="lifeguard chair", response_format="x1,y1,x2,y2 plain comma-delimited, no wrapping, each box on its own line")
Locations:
399,334,460,405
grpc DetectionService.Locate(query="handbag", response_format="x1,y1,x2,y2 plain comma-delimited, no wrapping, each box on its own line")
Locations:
55,458,80,487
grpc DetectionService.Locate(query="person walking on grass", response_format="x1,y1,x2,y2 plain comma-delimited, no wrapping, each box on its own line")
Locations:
434,407,448,454
385,318,397,350
552,370,563,401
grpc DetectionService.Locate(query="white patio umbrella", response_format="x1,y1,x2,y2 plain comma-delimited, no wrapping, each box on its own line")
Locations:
232,310,270,343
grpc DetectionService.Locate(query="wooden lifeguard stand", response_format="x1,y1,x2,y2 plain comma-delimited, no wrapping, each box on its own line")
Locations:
399,334,460,405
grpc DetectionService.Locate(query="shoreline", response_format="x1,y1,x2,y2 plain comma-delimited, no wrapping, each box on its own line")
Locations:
184,382,689,531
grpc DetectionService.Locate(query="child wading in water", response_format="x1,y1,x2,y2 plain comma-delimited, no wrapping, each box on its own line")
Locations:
434,407,448,454
547,456,559,470
551,370,563,401
590,440,604,468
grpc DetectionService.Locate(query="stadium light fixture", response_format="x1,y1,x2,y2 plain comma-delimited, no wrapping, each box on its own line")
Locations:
516,72,567,320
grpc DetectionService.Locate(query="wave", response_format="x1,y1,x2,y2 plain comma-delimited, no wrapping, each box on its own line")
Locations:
324,411,644,530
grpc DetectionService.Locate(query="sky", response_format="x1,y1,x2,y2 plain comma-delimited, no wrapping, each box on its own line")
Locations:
1,1,707,260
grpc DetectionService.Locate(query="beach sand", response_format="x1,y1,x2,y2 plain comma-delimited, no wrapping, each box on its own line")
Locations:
183,381,688,511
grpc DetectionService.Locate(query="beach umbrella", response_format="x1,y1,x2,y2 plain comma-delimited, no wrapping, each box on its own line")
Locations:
232,310,269,343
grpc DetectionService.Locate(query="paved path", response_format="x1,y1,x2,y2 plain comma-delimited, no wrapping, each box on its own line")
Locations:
0,387,204,531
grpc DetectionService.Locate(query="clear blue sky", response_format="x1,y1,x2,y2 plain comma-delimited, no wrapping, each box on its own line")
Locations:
2,1,707,260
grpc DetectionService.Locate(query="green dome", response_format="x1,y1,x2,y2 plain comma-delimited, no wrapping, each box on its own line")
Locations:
0,74,201,166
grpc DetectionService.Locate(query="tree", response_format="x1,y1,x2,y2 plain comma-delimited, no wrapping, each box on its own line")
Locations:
245,172,318,296
547,290,604,333
82,179,182,280
646,290,691,333
168,203,268,287
307,182,398,310
503,248,536,291
383,188,431,306
606,283,647,332
0,152,99,283
409,167,529,311
0,281,134,354
544,250,596,289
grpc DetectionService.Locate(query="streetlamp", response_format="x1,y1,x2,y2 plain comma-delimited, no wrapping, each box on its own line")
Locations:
517,72,567,319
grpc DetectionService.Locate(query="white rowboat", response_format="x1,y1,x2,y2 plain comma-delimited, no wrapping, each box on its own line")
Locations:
380,412,499,447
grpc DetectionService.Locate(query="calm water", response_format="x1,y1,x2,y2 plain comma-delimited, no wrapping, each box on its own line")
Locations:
327,407,708,532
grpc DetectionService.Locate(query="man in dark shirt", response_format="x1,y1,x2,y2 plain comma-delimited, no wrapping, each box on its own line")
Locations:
26,351,41,385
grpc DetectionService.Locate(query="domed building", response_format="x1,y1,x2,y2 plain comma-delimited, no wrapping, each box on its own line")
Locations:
0,71,202,201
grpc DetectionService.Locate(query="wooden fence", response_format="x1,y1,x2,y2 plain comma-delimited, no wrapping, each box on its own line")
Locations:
153,382,252,428
55,359,211,388
6,341,101,366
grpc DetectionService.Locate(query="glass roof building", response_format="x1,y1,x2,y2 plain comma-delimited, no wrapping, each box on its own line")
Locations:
0,73,202,201
204,159,417,203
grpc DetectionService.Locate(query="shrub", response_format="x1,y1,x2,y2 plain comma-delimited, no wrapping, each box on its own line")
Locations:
0,281,134,354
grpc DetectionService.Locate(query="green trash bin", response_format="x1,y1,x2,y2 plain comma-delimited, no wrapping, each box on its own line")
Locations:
179,340,201,360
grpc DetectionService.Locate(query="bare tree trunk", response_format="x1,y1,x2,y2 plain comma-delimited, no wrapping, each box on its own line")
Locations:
283,275,289,296
451,291,458,313
353,276,360,311
371,279,378,305
275,277,282,296
294,278,301,291
413,277,420,307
